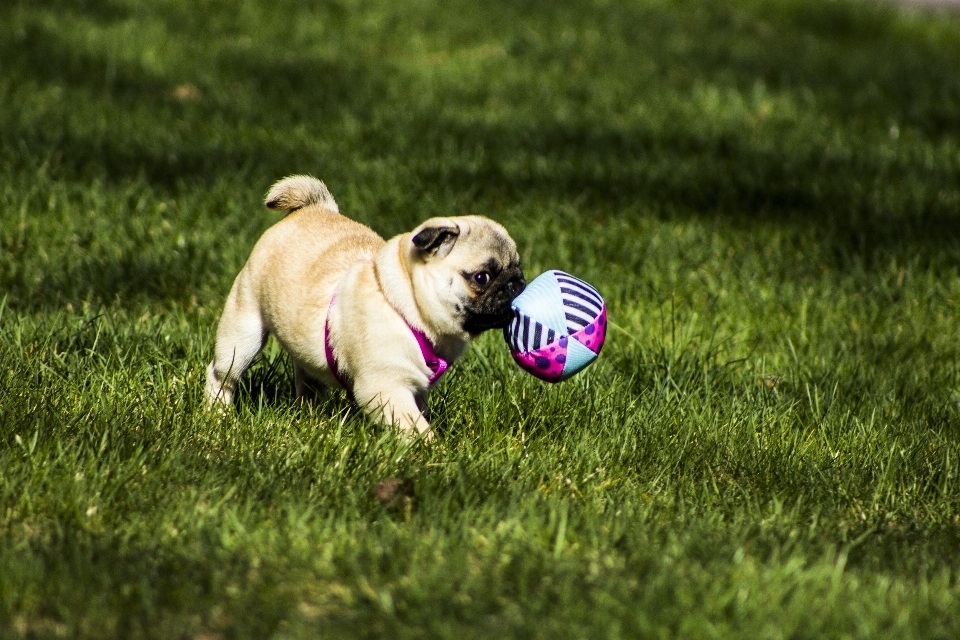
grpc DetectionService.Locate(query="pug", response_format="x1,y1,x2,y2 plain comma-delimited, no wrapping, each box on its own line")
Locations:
205,175,525,439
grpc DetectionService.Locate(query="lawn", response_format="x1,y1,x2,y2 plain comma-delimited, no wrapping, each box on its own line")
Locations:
2,0,960,637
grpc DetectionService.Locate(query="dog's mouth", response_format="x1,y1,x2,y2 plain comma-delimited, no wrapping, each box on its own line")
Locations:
463,308,515,334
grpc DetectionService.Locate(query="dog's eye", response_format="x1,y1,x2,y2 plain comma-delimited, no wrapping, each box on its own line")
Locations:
473,271,491,286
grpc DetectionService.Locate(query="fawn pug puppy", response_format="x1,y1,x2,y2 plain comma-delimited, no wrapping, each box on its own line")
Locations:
205,175,525,438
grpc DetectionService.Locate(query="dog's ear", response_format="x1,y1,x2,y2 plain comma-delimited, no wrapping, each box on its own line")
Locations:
412,224,460,259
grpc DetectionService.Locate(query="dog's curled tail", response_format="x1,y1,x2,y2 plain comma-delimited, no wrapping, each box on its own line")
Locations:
265,175,339,213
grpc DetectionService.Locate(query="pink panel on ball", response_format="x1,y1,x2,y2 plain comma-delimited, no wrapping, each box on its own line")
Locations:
510,342,568,383
571,305,607,355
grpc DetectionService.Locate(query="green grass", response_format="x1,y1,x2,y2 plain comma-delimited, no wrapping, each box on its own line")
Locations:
3,0,960,637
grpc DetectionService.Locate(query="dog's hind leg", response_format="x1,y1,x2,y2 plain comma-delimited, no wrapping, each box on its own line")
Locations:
205,278,266,406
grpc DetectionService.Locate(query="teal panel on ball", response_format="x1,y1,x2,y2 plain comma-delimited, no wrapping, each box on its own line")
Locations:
559,335,598,381
511,272,567,335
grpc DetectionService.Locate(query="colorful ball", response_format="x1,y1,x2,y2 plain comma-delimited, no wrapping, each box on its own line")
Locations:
504,270,607,382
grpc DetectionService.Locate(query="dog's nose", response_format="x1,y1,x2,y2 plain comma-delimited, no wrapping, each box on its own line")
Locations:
506,275,525,300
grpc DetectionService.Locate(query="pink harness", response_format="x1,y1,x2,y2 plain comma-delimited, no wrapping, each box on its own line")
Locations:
324,295,448,398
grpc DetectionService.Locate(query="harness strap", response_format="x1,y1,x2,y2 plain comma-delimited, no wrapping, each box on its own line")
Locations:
324,294,448,399
410,326,449,385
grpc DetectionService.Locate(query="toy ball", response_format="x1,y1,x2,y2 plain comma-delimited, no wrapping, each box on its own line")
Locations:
504,270,607,382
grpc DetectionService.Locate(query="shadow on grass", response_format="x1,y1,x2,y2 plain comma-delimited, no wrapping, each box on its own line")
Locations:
23,253,208,310
421,116,960,258
4,0,960,314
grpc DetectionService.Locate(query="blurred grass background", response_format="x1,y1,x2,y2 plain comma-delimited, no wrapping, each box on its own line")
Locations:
2,0,960,637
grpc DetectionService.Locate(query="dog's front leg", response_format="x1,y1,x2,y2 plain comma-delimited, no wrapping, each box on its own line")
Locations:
355,386,432,441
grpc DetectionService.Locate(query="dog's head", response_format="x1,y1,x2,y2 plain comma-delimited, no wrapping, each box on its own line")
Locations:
406,216,525,339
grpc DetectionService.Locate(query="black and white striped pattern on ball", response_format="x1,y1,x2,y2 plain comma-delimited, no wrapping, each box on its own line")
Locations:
554,271,604,335
506,314,558,354
506,272,604,354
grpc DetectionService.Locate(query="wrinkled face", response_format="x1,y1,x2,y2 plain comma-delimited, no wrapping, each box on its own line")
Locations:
409,216,526,338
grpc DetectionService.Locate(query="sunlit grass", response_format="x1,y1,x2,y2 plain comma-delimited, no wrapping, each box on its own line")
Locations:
2,0,960,637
